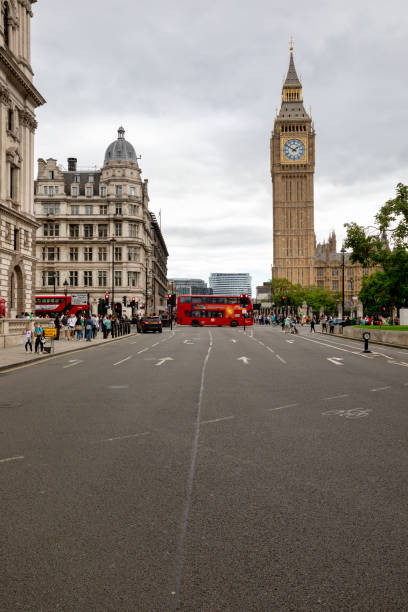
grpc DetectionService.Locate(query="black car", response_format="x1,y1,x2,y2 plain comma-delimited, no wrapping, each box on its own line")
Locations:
139,316,162,333
160,314,170,327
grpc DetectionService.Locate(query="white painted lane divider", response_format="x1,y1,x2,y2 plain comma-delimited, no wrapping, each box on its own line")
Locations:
237,356,250,365
0,455,24,464
200,416,235,425
324,393,349,400
275,354,286,364
62,359,83,369
107,385,129,389
286,340,295,344
113,355,132,366
155,357,174,366
370,386,391,392
137,348,149,354
267,403,299,411
96,432,151,443
230,339,237,343
327,357,344,366
183,340,194,345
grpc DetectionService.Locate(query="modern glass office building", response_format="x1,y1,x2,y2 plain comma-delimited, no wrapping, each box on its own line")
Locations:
169,278,213,296
209,273,252,296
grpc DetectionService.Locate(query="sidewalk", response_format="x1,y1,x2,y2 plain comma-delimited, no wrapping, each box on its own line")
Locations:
0,331,138,372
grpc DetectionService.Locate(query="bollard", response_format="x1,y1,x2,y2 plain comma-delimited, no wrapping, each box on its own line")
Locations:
362,331,371,353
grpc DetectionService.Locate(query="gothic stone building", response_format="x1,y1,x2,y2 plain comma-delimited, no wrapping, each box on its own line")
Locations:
0,0,45,317
34,127,168,316
271,47,367,310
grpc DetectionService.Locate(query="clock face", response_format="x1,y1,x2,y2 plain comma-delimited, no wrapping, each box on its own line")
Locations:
283,138,305,161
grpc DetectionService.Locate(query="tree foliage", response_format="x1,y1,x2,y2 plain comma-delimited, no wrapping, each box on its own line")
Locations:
263,279,339,313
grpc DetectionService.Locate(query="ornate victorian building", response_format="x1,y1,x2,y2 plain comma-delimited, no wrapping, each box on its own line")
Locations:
0,0,45,317
34,128,168,315
271,45,367,310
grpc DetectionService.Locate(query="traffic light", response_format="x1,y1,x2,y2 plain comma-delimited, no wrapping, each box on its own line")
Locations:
122,296,127,306
281,296,286,306
104,293,110,306
131,297,138,310
167,294,176,307
240,294,250,307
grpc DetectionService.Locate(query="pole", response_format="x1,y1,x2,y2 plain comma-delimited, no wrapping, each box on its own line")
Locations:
170,305,173,330
341,247,345,321
111,238,116,314
145,263,148,315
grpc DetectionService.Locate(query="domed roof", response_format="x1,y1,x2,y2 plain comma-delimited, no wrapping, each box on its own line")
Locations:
104,126,138,164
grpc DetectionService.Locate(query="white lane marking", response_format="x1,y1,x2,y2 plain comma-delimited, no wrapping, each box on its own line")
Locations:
200,416,234,425
62,359,83,369
183,340,194,345
266,346,275,353
130,341,139,344
323,408,371,419
174,329,213,607
275,354,286,364
230,339,237,343
113,355,132,366
155,357,174,366
237,356,250,365
387,361,408,367
0,455,24,464
370,386,391,392
107,385,129,389
137,348,149,354
96,432,150,443
267,403,299,411
286,340,294,344
327,357,344,366
152,342,159,347
323,393,349,400
258,341,265,346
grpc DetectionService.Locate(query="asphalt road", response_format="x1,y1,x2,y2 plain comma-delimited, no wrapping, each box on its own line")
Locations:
1,325,407,611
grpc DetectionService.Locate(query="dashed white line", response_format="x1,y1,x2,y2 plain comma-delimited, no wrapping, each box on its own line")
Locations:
323,394,349,400
107,385,129,389
200,416,234,425
152,342,159,347
266,346,275,353
113,355,132,366
0,455,24,464
370,386,391,392
137,348,149,354
275,354,287,364
267,403,299,411
96,432,150,443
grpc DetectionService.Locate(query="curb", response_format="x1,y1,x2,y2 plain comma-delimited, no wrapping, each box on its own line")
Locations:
0,332,139,373
313,328,408,351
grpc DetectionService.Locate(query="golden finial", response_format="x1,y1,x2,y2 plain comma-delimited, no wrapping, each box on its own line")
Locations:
289,37,294,52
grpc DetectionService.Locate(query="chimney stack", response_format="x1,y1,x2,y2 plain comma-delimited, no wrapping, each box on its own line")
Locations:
68,158,77,172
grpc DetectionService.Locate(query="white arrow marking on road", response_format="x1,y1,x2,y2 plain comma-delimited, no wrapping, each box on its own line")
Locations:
155,357,174,366
230,339,237,343
113,355,132,366
0,455,24,464
327,357,344,366
184,340,194,344
286,340,294,344
237,356,250,365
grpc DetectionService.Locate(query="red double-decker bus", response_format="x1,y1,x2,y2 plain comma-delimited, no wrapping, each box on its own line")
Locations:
35,295,89,318
177,295,253,327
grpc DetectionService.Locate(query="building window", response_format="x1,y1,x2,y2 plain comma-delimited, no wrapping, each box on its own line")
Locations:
74,174,80,183
85,187,93,197
317,268,324,278
127,271,139,287
71,186,78,196
114,223,122,237
347,268,354,277
44,223,59,237
128,204,137,215
49,171,54,179
42,271,60,287
9,166,15,199
115,185,122,196
114,246,122,261
69,271,78,287
128,246,138,261
332,269,338,277
100,187,107,197
71,205,79,215
98,247,107,261
114,271,122,287
85,205,93,215
348,279,354,291
363,268,369,276
43,203,60,215
98,224,108,237
69,247,78,262
49,186,54,196
69,224,79,238
42,247,60,261
5,222,11,241
115,203,122,215
84,224,93,238
43,185,48,195
130,186,135,196
332,280,339,291
7,108,13,131
24,230,29,248
99,204,107,215
88,175,94,183
98,271,107,287
84,247,93,261
13,228,19,251
84,271,93,287
129,223,138,237
317,280,324,288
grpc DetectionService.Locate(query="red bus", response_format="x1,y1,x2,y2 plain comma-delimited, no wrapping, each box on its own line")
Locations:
177,295,253,327
35,295,89,318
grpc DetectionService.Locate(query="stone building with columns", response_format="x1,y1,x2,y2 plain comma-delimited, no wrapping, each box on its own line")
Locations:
34,127,168,316
0,0,45,317
271,46,368,313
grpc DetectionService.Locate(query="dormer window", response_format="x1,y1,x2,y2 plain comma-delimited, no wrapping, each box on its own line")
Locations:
88,175,94,183
74,174,80,183
49,171,54,179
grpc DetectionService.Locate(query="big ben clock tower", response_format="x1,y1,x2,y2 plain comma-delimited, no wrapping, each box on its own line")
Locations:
271,42,316,286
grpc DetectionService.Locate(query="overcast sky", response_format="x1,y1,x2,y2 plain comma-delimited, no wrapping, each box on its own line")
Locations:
31,0,408,292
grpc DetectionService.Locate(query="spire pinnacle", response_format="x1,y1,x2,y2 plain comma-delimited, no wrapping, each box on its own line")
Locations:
289,36,294,53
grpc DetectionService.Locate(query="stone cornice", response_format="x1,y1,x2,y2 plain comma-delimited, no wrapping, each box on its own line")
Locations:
0,81,11,104
0,202,40,228
0,47,45,107
18,108,37,131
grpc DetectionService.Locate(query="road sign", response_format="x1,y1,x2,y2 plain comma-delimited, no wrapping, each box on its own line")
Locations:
71,293,88,305
43,328,57,338
242,308,247,315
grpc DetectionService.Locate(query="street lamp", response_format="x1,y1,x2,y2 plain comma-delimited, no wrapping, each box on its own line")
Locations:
111,237,116,314
63,279,69,314
341,246,346,321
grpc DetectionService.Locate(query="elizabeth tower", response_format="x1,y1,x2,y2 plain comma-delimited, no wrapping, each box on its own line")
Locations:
271,44,316,286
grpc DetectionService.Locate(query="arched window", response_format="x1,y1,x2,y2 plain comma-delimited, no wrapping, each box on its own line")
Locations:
3,2,10,47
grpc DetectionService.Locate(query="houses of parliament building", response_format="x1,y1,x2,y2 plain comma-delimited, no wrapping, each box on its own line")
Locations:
270,44,366,311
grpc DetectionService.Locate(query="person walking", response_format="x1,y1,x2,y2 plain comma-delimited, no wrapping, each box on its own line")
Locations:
322,316,327,333
103,315,111,339
54,315,61,341
310,317,315,333
68,314,76,339
75,316,83,340
24,326,33,352
329,317,335,334
85,315,93,342
34,322,44,353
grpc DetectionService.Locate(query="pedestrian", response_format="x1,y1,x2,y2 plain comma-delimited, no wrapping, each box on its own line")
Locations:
85,314,93,342
92,314,98,338
24,326,33,352
310,318,315,333
322,316,327,333
329,317,335,334
103,315,111,339
75,316,83,340
54,315,61,340
34,322,44,353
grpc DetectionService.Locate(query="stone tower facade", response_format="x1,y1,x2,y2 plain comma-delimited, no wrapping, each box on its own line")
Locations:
271,45,316,286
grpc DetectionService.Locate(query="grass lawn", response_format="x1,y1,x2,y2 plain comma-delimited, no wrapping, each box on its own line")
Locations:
352,325,408,331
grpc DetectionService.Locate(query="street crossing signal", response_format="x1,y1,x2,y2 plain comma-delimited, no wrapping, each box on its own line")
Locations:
281,296,286,306
104,293,110,306
167,294,176,307
122,295,127,306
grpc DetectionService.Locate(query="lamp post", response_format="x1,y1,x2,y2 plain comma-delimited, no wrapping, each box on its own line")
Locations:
63,279,69,314
341,246,346,321
111,237,116,314
145,261,149,315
